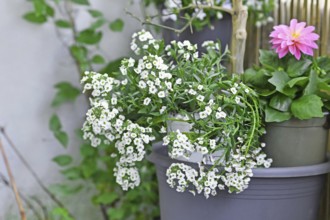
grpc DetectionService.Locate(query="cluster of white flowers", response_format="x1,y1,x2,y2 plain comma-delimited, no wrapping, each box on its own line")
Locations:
166,163,199,193
163,130,195,159
165,40,198,60
201,41,221,51
130,30,161,55
114,165,141,191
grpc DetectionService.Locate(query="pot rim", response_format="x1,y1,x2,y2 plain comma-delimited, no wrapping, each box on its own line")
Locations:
148,142,330,178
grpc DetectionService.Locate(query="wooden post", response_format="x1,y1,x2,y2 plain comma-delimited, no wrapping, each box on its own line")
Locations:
231,0,248,74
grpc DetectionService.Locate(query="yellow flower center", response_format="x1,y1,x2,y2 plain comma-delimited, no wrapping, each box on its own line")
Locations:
291,32,300,39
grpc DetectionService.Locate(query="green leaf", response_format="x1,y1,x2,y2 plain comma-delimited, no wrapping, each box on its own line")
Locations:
93,193,118,205
76,29,102,45
109,19,124,32
46,5,55,17
70,0,89,5
269,94,292,112
23,12,47,24
107,208,125,220
317,56,330,73
80,144,97,157
259,50,283,71
49,114,61,132
51,207,73,220
287,76,308,88
265,106,291,122
100,58,125,75
33,0,47,16
92,54,105,64
318,82,330,99
52,82,81,107
81,158,97,178
291,95,324,120
55,19,71,28
304,70,318,95
61,167,81,180
268,71,297,97
88,9,103,18
52,155,73,166
287,57,312,77
90,19,106,29
243,68,270,88
70,45,88,63
54,131,69,148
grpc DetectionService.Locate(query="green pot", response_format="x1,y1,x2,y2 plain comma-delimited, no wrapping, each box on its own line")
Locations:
263,116,329,167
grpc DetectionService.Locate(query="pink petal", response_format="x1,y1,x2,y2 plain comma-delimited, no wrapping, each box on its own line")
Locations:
278,47,289,58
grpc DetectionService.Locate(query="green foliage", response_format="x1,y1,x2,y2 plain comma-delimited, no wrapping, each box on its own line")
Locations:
49,114,69,147
70,0,89,5
23,12,47,23
52,207,75,220
55,19,72,28
244,50,330,122
76,29,103,45
52,82,80,107
109,19,124,32
53,155,73,166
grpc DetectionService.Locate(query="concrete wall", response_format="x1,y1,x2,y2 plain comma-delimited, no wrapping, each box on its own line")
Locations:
0,0,142,218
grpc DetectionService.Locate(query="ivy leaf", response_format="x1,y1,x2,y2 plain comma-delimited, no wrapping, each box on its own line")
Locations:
23,12,47,24
265,106,291,122
268,71,297,97
76,29,102,45
92,54,105,64
49,115,68,148
269,94,292,112
49,114,62,131
52,82,80,107
54,131,69,148
52,155,73,166
61,167,81,180
287,57,312,77
109,19,124,32
88,9,103,18
93,193,118,205
291,95,324,120
55,19,71,28
70,0,89,5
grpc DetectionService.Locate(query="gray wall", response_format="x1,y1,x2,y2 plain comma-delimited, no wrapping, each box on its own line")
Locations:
0,0,143,218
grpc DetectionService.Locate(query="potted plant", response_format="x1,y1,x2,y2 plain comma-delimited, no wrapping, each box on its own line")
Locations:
244,18,330,167
80,29,330,220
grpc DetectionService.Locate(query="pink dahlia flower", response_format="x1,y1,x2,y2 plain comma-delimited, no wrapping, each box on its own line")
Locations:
270,19,319,60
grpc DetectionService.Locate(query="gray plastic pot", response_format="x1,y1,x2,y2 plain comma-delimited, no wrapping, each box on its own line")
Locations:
148,143,330,220
162,12,232,53
263,116,329,167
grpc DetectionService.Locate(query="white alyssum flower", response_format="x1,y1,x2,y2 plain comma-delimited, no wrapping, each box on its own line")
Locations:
143,97,151,105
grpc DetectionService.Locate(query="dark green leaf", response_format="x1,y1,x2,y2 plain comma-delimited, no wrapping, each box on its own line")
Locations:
318,82,330,99
49,114,61,132
287,57,312,77
265,106,291,122
46,5,55,17
92,54,105,64
100,57,125,75
52,82,80,107
23,12,47,24
243,68,270,88
80,144,97,157
291,95,324,119
107,208,125,220
55,19,71,28
269,94,292,112
268,71,297,97
76,29,102,45
81,158,97,178
304,70,318,95
109,19,124,32
70,0,89,5
317,56,330,73
61,167,81,180
259,50,283,71
54,131,69,148
287,76,308,88
88,9,103,17
52,155,73,166
93,193,118,205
